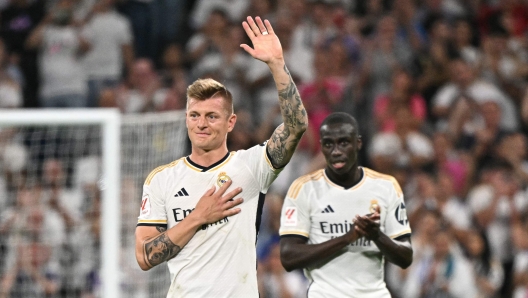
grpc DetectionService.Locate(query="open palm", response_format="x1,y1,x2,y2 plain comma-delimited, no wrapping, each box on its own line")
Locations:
240,16,283,64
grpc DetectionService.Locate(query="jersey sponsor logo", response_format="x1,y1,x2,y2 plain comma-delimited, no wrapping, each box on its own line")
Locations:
140,194,151,216
172,207,229,230
283,207,297,226
217,172,231,187
321,205,334,213
321,220,372,247
174,187,189,197
395,202,408,225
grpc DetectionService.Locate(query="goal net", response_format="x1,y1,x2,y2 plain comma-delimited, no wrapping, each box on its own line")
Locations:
0,109,187,298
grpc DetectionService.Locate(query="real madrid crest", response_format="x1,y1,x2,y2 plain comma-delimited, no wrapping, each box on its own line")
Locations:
369,199,380,214
217,172,231,187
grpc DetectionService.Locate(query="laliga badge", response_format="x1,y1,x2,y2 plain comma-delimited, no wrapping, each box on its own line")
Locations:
217,172,231,187
369,199,380,214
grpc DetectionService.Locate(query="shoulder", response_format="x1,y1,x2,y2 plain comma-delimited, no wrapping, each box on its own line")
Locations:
286,169,325,200
144,158,184,186
363,167,403,197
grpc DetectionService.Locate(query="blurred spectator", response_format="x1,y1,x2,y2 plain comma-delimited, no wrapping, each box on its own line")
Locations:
463,230,504,298
0,38,22,108
402,229,478,298
478,0,528,37
387,209,442,297
190,0,248,30
431,132,470,196
452,18,481,67
467,161,528,296
155,44,189,111
258,241,307,298
290,1,336,51
26,0,91,108
451,100,510,174
513,212,528,298
431,58,518,131
0,239,61,298
374,69,427,132
478,26,528,101
113,58,162,113
298,47,346,153
361,14,414,101
186,8,229,65
0,0,45,107
370,107,434,173
392,0,427,52
119,0,185,61
495,132,528,184
81,0,134,108
0,36,23,86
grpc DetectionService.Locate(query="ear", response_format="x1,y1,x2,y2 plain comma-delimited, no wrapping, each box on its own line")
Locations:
357,135,363,150
185,112,189,128
227,113,237,132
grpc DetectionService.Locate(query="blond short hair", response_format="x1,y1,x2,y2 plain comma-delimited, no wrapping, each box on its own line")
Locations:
186,78,234,115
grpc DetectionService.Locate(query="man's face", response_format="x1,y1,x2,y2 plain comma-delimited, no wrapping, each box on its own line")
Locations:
320,123,361,175
186,96,236,152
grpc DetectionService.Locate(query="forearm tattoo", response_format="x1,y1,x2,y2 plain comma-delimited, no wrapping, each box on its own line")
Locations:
143,233,181,268
269,65,308,168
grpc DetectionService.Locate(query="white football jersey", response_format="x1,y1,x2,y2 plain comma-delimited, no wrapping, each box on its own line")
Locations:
137,143,282,298
279,167,411,298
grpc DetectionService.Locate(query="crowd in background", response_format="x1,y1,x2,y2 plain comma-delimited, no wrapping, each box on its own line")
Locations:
0,0,528,297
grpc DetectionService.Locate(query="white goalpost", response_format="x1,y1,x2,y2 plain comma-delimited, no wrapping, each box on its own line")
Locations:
0,108,187,298
0,109,121,298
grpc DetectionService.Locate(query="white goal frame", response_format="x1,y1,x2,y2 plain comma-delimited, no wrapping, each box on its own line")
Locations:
0,108,121,298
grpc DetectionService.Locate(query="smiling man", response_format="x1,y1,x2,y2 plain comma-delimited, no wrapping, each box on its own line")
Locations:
135,16,307,297
279,112,412,298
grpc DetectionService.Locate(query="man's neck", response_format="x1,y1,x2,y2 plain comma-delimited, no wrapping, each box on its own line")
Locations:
189,147,229,168
325,166,363,189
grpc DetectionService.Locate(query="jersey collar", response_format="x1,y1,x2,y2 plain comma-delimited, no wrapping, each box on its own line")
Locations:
185,152,232,172
324,167,366,190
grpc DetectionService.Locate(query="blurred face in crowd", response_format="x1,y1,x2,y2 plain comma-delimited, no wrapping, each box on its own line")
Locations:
162,44,183,69
480,101,501,129
436,172,454,200
186,95,236,152
320,122,362,176
454,20,473,46
465,231,485,257
434,230,452,259
391,70,412,97
130,59,155,89
418,211,440,236
449,60,474,86
205,10,229,33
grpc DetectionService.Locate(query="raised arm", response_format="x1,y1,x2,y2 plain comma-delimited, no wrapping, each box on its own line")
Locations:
135,181,243,270
240,16,308,168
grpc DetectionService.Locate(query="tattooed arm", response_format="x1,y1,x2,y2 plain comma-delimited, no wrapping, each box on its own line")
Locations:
241,16,308,168
135,181,243,270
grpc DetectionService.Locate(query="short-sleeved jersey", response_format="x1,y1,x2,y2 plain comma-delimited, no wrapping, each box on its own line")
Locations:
137,143,282,298
279,167,411,298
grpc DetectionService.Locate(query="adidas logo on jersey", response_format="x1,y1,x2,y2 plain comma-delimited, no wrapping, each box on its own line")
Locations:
174,188,189,197
321,205,334,213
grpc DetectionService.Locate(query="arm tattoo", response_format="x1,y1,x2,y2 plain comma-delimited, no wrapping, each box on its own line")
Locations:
268,65,308,168
156,226,167,233
143,233,181,268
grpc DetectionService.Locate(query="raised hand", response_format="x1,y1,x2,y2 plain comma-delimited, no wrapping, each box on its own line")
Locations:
240,16,283,65
354,207,381,240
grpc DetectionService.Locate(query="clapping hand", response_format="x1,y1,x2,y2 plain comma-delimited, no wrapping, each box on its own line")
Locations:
240,16,284,66
354,206,381,241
